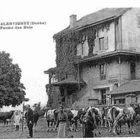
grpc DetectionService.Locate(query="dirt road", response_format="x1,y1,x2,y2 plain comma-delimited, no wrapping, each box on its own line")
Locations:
0,117,140,138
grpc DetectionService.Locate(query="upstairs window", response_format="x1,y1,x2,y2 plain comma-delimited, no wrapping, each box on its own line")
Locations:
137,14,140,27
99,37,104,50
100,64,106,80
51,74,58,83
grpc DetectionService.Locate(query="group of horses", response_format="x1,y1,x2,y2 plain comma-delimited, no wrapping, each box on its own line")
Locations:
0,104,140,137
0,107,46,128
45,104,140,136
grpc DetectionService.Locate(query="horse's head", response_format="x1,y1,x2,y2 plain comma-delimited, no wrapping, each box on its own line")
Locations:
133,104,140,116
9,110,15,117
90,107,98,116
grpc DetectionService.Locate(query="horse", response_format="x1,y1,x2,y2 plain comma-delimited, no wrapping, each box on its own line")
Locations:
116,104,140,135
24,105,46,130
33,109,46,127
70,108,87,131
0,110,15,125
106,104,140,135
46,109,56,128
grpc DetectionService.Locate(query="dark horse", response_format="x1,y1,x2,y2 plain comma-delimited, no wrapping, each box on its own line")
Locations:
0,110,15,125
24,104,46,129
33,109,46,127
24,109,46,131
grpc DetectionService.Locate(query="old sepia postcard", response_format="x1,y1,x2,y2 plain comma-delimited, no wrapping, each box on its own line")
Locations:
0,0,139,139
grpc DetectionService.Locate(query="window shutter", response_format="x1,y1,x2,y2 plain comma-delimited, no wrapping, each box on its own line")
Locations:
94,37,99,52
77,44,82,56
137,14,140,27
104,35,108,50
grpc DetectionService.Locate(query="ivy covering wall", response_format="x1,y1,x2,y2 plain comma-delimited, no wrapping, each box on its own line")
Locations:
53,20,113,81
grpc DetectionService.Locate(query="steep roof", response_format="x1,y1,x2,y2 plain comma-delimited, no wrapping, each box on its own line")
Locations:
54,8,131,37
75,8,131,29
44,67,57,74
108,80,140,95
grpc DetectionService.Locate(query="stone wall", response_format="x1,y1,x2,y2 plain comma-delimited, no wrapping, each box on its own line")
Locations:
122,8,140,51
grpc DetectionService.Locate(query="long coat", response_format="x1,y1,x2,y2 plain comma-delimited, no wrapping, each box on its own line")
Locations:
83,115,96,138
26,108,34,126
56,111,68,138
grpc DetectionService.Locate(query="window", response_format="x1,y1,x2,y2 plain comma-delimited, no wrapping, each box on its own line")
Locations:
51,74,58,83
130,62,136,80
81,36,86,55
100,64,106,80
99,37,104,50
137,14,140,27
114,98,125,104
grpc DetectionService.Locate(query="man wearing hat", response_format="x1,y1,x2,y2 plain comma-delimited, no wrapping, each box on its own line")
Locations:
26,104,34,138
56,104,68,138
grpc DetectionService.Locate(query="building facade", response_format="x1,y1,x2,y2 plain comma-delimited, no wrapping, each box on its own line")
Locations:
45,8,140,108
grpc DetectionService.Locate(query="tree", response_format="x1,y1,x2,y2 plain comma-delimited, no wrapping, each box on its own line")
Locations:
0,51,26,107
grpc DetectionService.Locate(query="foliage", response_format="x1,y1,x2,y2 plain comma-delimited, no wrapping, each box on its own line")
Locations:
0,51,26,107
53,20,112,81
46,95,53,107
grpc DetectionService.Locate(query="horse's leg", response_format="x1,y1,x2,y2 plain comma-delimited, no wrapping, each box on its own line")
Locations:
34,122,37,132
131,120,134,134
99,121,101,134
119,123,122,134
75,119,78,131
47,121,49,128
112,120,118,135
54,120,56,126
101,118,103,127
116,123,121,135
51,121,53,127
105,119,107,128
127,121,131,134
4,120,6,126
95,121,101,135
108,120,112,132
116,125,119,135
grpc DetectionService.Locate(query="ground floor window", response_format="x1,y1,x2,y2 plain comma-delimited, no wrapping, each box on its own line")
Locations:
114,98,125,104
101,89,106,104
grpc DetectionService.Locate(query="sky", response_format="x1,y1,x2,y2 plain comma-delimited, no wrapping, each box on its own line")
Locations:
0,0,138,111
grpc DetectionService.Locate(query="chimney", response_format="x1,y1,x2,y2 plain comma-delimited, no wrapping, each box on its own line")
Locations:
70,14,77,28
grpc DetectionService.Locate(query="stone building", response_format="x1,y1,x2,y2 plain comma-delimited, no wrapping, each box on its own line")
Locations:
45,8,140,108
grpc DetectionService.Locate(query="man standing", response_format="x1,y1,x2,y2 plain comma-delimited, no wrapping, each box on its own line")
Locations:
26,105,34,138
56,105,68,138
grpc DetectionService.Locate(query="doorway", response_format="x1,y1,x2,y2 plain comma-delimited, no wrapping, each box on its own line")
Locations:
101,89,106,104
